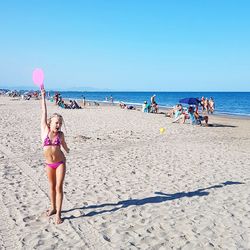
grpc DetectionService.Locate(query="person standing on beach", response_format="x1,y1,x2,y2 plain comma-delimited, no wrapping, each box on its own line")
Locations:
209,97,215,113
110,95,113,103
40,88,70,224
200,96,205,111
54,92,59,105
150,94,158,113
150,94,156,105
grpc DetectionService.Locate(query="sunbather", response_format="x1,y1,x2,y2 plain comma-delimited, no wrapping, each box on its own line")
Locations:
183,106,208,125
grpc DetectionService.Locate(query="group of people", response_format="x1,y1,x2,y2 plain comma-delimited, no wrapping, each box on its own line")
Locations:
142,94,159,113
200,96,215,114
167,103,209,125
52,92,82,109
105,95,114,103
2,90,40,100
21,91,40,100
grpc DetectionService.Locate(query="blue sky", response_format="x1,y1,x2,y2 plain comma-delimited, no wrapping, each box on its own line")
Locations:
0,0,249,91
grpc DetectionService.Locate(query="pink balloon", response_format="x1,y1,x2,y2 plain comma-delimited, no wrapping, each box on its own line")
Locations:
32,68,44,89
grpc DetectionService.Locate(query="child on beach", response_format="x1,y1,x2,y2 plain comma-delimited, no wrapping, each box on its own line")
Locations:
41,89,70,224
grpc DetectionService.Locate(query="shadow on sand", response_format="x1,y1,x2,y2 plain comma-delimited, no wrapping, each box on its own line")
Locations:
63,181,243,220
208,123,237,128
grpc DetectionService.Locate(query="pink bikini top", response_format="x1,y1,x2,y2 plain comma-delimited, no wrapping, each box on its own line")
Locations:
43,132,61,147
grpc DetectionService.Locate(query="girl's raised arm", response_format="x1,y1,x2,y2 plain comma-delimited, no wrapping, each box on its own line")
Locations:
41,89,48,132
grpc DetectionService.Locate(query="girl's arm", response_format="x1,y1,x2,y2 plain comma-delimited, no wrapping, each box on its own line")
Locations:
61,132,70,153
41,89,48,134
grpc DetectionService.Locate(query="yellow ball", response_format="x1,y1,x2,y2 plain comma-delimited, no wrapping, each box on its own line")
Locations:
160,128,166,134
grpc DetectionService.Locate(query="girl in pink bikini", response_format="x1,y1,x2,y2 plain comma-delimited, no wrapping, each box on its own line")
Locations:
41,89,69,224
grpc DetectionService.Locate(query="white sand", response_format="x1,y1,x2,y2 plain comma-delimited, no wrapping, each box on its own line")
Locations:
0,96,250,249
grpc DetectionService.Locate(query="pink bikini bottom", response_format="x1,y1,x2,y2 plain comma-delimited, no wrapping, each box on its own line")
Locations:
46,161,64,169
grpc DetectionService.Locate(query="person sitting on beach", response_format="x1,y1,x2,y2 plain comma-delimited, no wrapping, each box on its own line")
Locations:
40,88,70,224
69,100,81,109
151,102,159,113
167,104,183,118
182,106,196,124
120,102,135,110
194,109,209,125
171,104,185,123
119,102,127,109
69,100,74,109
23,94,31,100
58,99,66,109
59,100,72,109
50,96,54,102
166,106,175,118
73,100,81,109
127,105,135,110
183,106,208,125
33,91,39,99
142,101,150,113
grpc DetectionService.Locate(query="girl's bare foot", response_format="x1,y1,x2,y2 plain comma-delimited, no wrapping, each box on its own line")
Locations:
55,215,63,224
46,208,56,216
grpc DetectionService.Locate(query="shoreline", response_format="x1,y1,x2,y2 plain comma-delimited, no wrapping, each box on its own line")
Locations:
1,91,250,118
1,95,250,120
58,97,250,120
73,98,250,119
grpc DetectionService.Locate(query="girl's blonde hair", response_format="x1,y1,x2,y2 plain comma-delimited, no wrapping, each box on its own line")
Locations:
47,113,66,132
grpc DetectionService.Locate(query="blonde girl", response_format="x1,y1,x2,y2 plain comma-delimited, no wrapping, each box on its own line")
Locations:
41,89,69,224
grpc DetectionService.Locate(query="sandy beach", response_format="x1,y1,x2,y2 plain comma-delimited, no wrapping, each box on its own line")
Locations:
0,96,250,249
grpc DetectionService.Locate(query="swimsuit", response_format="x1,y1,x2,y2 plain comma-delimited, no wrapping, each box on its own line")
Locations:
43,132,64,169
46,161,64,169
43,133,61,147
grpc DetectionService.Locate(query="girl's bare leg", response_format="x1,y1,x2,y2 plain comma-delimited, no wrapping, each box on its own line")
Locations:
55,164,66,224
46,167,57,216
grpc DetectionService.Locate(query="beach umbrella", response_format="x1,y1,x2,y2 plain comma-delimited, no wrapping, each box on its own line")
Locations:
179,97,200,106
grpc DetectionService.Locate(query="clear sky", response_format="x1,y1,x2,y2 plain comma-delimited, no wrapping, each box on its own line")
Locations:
0,0,249,91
